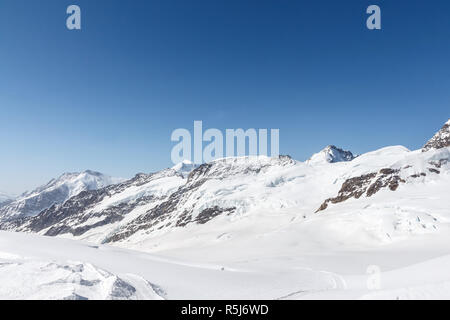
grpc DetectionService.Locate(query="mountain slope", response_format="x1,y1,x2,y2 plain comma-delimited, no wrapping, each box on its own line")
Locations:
3,169,187,242
1,121,449,300
1,120,449,260
318,119,450,213
317,147,449,211
171,160,199,178
0,192,14,207
0,171,122,221
3,146,415,249
423,119,450,152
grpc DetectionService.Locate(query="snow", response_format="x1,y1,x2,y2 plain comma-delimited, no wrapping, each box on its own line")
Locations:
0,231,338,299
21,145,442,253
172,160,198,178
307,145,355,164
92,173,183,213
21,170,122,201
3,220,450,300
0,259,162,300
0,136,449,299
0,192,14,205
107,147,411,246
0,170,123,220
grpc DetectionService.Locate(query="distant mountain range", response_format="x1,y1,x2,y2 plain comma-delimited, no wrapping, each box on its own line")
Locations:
0,171,123,221
0,192,14,206
0,119,449,255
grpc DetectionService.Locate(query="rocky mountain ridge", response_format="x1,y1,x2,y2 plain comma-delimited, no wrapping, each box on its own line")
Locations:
0,170,121,221
0,119,448,250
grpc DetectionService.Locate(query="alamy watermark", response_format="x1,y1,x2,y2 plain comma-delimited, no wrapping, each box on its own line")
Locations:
66,5,81,30
171,121,279,165
64,4,380,31
366,5,381,30
366,265,382,290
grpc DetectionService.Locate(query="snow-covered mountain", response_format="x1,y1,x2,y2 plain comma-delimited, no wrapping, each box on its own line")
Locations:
0,192,14,207
0,120,447,249
171,160,199,178
0,119,447,253
3,156,300,241
423,119,450,152
0,171,123,221
3,169,186,238
0,119,449,299
307,145,356,164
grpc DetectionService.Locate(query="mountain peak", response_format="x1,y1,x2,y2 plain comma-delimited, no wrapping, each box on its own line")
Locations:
0,170,122,221
422,119,450,152
171,160,199,178
0,192,14,206
83,170,104,177
307,145,356,164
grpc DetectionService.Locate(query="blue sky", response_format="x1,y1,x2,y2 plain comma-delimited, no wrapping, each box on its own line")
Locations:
1,0,449,194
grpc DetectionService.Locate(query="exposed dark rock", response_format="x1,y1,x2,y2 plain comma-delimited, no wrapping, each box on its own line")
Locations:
110,278,137,300
410,173,427,178
176,210,192,227
196,206,236,224
0,170,182,238
316,168,406,212
105,157,296,243
366,169,405,197
429,159,448,169
308,145,356,164
316,202,329,212
330,173,377,202
423,120,450,152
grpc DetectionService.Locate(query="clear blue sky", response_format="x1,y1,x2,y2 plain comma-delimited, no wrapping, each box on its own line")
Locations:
1,0,449,194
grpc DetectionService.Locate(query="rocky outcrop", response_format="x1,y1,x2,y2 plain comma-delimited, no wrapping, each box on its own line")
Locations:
316,161,448,213
316,168,406,212
307,145,356,164
316,120,450,213
0,171,121,221
423,119,450,152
